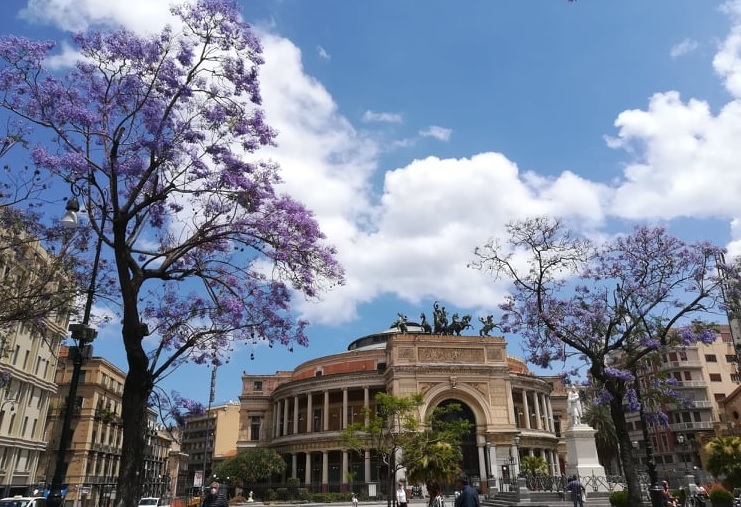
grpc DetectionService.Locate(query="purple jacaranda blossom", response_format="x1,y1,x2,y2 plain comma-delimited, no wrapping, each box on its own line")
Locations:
0,1,344,503
471,216,727,506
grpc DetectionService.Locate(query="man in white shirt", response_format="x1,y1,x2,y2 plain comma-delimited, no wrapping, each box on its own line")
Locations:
396,482,408,507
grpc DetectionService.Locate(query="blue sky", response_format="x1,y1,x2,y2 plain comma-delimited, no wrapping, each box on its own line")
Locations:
2,0,741,408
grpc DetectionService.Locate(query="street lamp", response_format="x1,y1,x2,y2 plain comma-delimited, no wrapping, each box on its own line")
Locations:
513,435,521,478
677,434,688,473
48,192,104,507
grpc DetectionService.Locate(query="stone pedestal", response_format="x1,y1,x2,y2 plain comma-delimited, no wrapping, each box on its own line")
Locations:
564,424,608,491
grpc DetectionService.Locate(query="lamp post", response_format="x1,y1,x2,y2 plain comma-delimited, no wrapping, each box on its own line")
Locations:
514,435,521,479
677,435,688,473
48,193,104,507
634,378,663,507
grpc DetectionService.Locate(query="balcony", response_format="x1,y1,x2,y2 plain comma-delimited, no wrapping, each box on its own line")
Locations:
669,421,714,431
659,360,703,371
666,400,714,411
674,381,706,389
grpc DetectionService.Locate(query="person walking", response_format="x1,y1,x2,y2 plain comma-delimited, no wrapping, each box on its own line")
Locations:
352,493,358,507
201,482,228,507
566,476,585,507
396,482,408,507
453,473,480,507
426,481,444,507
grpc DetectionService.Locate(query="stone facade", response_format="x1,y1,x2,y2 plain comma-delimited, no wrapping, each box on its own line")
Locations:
237,328,567,495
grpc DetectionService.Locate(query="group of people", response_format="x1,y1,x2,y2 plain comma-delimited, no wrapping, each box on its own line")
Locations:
396,473,479,507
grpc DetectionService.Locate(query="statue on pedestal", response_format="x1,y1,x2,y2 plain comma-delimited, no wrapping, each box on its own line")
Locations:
567,386,583,427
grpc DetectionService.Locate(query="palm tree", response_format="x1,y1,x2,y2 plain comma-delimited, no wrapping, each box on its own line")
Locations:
583,401,620,474
706,436,741,491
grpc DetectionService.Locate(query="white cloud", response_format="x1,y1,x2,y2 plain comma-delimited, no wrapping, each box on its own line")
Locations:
20,0,741,329
670,38,698,59
362,110,403,124
19,0,177,33
419,125,452,142
317,45,330,61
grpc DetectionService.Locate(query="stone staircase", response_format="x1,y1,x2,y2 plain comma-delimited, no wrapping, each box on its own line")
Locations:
482,490,613,507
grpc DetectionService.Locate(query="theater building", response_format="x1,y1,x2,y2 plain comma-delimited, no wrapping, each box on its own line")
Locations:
237,323,567,495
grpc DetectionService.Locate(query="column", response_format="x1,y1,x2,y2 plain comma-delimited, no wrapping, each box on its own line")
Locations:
546,397,555,433
322,451,329,492
305,453,311,486
488,444,496,479
477,444,486,485
342,388,348,429
342,451,349,489
293,396,299,435
307,392,313,434
274,401,279,437
534,393,542,430
364,450,371,484
323,390,329,432
523,390,531,429
511,444,519,477
292,453,298,478
364,386,370,426
283,398,290,436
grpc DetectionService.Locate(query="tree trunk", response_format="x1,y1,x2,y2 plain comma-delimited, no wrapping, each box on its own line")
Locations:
609,393,644,507
113,216,151,507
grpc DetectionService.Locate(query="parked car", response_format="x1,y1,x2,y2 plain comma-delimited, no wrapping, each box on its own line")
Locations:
0,496,46,507
138,498,170,507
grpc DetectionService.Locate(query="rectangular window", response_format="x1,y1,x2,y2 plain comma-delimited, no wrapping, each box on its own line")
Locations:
679,350,688,361
706,354,718,362
714,393,726,401
727,355,737,363
253,381,263,391
31,419,37,439
250,416,261,441
710,373,723,382
12,345,19,365
732,373,741,382
22,351,29,370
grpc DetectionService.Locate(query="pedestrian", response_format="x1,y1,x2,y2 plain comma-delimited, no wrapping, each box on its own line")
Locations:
426,481,444,507
566,476,585,507
397,482,408,507
352,493,358,507
201,482,228,507
661,481,678,507
453,473,480,507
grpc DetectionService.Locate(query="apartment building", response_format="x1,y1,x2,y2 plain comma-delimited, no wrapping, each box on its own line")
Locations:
180,402,240,494
626,325,740,479
0,237,70,496
42,350,126,507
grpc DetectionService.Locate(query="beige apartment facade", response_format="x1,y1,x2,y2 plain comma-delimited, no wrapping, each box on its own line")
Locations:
237,325,567,496
625,325,741,480
43,351,127,507
181,402,240,494
0,237,70,496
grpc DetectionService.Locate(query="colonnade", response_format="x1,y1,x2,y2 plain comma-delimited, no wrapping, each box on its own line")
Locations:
514,388,557,433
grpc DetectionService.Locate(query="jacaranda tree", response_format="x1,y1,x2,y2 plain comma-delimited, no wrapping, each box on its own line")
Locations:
471,216,726,507
0,1,344,506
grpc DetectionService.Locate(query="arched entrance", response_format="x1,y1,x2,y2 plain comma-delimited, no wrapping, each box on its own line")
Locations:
436,399,478,478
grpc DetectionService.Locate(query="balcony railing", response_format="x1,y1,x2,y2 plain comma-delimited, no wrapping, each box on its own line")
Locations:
669,421,713,431
674,381,706,388
659,361,703,371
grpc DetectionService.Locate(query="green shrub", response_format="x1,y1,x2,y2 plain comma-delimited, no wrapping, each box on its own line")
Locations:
228,497,245,505
608,490,630,507
709,486,733,503
276,488,289,501
287,478,301,499
297,488,311,501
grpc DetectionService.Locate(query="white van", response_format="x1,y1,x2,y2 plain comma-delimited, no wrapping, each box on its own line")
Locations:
138,498,170,507
0,496,46,507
